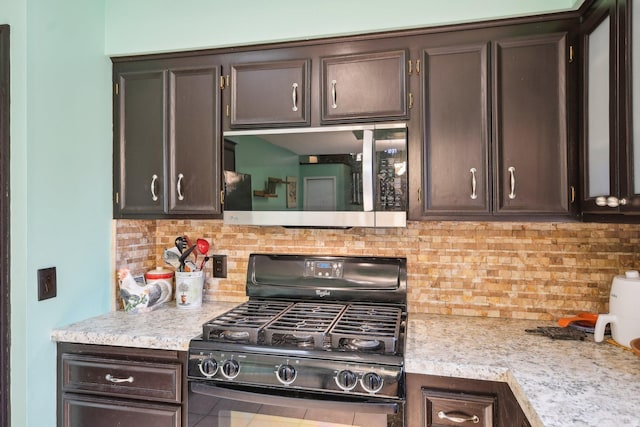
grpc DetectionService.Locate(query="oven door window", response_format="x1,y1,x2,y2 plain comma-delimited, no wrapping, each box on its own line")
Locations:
189,382,402,427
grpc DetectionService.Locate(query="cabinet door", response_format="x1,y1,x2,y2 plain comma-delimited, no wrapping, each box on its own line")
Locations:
493,32,569,214
168,66,222,214
115,70,167,216
620,0,640,212
582,0,640,216
581,0,617,213
230,59,310,128
321,50,408,123
63,393,180,427
421,43,490,215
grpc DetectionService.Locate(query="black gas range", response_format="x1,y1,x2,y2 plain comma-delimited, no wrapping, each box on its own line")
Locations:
187,254,407,427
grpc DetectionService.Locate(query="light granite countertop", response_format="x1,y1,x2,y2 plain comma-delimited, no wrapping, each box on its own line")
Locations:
50,301,239,351
407,314,640,427
51,303,640,427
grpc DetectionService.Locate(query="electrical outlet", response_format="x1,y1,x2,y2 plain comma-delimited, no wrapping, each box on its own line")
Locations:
38,267,57,301
212,255,227,278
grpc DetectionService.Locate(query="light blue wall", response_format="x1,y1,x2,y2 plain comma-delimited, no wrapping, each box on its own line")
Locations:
2,1,111,426
104,0,583,56
0,1,585,426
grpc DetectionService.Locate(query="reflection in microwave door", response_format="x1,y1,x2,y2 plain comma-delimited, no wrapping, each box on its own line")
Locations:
287,176,298,209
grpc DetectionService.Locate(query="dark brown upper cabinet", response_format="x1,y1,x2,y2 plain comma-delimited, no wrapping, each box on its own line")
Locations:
493,32,570,215
113,57,222,218
421,42,490,215
229,59,310,128
115,69,167,216
416,24,576,219
580,0,640,218
320,49,409,123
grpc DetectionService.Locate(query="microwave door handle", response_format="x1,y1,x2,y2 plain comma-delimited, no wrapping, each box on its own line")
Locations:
190,382,398,415
362,129,374,212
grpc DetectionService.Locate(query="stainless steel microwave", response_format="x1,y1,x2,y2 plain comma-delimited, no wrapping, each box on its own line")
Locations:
223,123,407,228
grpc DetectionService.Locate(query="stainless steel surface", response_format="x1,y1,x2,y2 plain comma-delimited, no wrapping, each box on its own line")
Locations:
222,123,407,228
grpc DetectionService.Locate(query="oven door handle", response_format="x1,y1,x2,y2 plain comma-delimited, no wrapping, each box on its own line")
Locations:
190,382,399,415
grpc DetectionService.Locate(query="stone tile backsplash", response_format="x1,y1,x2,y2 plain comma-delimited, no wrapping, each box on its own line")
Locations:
114,219,640,320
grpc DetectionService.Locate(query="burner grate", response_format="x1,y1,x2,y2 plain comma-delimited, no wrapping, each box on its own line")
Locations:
263,302,346,349
202,300,292,344
329,304,403,354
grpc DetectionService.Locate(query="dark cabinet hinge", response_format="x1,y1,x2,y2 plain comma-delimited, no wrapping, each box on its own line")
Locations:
407,59,421,76
569,45,574,63
570,185,575,203
220,74,230,90
220,190,225,205
114,83,119,95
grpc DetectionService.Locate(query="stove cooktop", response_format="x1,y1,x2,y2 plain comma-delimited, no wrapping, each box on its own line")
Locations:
201,300,404,355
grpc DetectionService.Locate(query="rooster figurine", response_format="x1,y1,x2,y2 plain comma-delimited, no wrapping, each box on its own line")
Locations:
118,268,172,313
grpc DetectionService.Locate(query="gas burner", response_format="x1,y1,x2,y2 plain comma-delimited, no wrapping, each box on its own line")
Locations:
220,330,250,342
359,323,387,334
342,338,383,352
282,333,316,348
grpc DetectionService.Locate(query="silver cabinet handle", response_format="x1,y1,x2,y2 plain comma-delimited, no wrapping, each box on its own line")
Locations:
437,410,480,424
105,374,134,384
508,166,516,199
594,196,627,207
150,174,159,202
177,173,185,201
595,196,607,206
606,196,627,207
292,82,299,112
331,80,337,109
470,168,478,200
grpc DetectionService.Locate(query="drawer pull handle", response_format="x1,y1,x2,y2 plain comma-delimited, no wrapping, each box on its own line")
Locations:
177,173,185,201
150,174,159,202
470,168,478,200
437,410,480,424
331,80,338,109
105,374,134,384
292,82,299,112
508,166,516,199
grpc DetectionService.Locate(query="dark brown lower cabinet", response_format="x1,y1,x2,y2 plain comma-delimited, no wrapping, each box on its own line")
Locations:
406,374,531,427
63,394,180,427
57,343,187,427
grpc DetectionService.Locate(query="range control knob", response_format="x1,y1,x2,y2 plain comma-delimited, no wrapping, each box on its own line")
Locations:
276,364,297,385
361,372,384,393
335,370,358,391
221,360,240,379
198,357,218,377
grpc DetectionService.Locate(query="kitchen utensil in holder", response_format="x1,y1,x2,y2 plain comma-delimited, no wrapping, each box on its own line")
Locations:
175,270,204,309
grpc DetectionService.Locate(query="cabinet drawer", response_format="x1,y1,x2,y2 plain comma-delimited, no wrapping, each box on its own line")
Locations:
422,389,495,427
62,393,180,427
61,353,181,403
